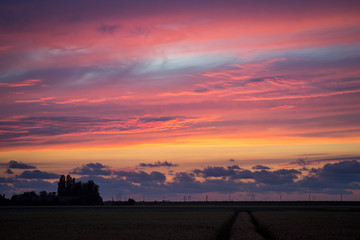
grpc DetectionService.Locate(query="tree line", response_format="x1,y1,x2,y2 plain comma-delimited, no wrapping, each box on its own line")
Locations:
0,175,103,205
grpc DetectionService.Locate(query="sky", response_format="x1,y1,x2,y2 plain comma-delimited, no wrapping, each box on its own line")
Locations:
1,0,360,201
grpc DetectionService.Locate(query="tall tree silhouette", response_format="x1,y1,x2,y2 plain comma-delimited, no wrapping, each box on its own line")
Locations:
58,175,66,196
57,175,102,205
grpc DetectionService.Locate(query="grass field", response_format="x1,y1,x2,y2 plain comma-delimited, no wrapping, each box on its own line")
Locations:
0,207,233,240
230,212,263,240
1,203,360,240
252,211,360,240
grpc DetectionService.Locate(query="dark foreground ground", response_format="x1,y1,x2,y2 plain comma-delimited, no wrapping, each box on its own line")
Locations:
1,202,360,240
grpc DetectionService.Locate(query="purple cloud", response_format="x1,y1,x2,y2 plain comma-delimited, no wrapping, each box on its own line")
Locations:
8,160,36,169
71,162,112,176
138,161,178,168
18,170,60,179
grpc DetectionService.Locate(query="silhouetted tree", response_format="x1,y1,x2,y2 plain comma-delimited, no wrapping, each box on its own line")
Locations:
9,191,58,205
58,175,66,196
127,198,136,205
57,175,103,205
0,194,9,205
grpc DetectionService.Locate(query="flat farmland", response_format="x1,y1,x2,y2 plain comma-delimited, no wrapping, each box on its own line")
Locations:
252,211,360,240
0,207,234,240
1,203,360,240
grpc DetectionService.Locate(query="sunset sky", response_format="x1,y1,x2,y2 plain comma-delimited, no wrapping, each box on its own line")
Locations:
1,0,360,201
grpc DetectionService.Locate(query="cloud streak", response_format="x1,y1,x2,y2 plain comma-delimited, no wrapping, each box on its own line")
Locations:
8,161,36,169
138,161,178,168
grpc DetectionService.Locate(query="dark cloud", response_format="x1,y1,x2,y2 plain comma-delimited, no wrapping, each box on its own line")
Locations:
296,160,360,194
1,0,357,34
230,170,253,180
139,116,178,123
310,156,360,164
18,170,60,179
138,161,178,168
269,54,360,73
253,169,300,185
0,183,14,193
77,175,141,198
2,160,360,200
294,129,360,138
229,159,235,162
0,178,57,197
84,160,359,199
291,155,360,166
191,164,302,187
13,179,57,191
115,170,166,184
71,162,112,176
292,158,308,166
298,153,327,157
193,165,241,178
5,169,13,174
22,116,102,123
0,177,15,183
193,87,209,93
173,172,196,184
252,165,270,170
309,168,319,174
8,160,36,169
166,172,204,194
246,77,276,84
98,24,121,34
0,115,191,148
0,116,118,143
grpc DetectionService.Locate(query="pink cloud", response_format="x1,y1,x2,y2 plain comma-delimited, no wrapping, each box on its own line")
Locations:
0,79,42,88
14,97,55,103
0,0,359,152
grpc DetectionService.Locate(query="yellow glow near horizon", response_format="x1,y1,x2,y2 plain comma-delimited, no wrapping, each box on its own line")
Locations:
1,141,359,172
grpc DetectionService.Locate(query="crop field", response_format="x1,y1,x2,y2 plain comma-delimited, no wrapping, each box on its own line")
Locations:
0,207,233,240
252,211,360,240
230,212,263,240
1,203,360,240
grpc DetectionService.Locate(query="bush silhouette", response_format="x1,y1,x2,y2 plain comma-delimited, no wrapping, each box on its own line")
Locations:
9,191,57,205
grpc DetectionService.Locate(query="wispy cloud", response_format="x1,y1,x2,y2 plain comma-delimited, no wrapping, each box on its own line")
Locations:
15,97,55,103
0,79,41,88
138,161,178,168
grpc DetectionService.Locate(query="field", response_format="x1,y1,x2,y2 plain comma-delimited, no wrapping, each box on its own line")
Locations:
1,203,360,240
0,207,234,240
252,211,360,240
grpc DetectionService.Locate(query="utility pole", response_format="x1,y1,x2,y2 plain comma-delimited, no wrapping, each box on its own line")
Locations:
251,195,255,201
